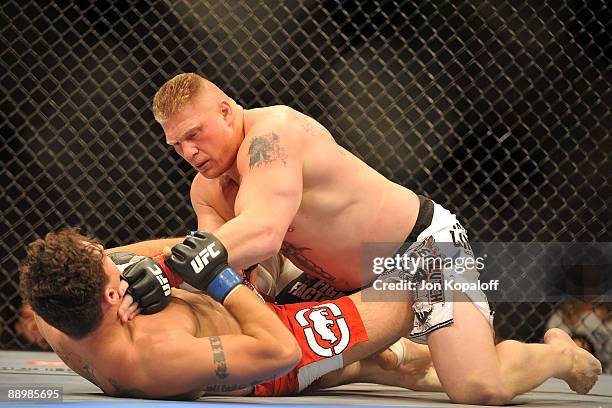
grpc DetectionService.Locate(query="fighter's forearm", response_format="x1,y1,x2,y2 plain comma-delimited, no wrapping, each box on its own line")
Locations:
105,237,184,257
223,285,300,364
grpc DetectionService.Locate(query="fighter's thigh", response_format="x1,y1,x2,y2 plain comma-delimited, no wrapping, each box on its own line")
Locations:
426,292,499,394
342,293,413,366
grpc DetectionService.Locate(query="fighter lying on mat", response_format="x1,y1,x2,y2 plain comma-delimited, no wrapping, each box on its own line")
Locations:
21,229,601,403
20,229,441,400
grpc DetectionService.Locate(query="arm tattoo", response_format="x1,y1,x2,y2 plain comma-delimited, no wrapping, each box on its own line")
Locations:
248,132,287,169
209,336,229,379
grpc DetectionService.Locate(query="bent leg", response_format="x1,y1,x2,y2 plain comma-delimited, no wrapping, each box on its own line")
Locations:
340,291,414,366
309,358,441,392
428,293,602,405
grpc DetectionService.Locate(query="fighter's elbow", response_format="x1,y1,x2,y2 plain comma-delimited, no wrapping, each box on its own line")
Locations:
257,225,285,258
288,337,302,366
276,338,302,372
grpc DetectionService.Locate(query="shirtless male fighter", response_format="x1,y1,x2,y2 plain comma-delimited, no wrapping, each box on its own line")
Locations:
20,229,443,399
119,72,600,404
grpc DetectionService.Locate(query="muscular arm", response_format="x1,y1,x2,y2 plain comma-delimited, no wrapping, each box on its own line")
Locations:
139,285,301,398
105,238,184,257
213,118,304,270
190,173,227,231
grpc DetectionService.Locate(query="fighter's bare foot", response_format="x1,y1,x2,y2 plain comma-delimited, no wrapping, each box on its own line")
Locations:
544,328,602,394
375,338,432,374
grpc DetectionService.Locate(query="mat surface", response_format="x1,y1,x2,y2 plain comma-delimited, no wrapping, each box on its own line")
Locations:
1,351,610,407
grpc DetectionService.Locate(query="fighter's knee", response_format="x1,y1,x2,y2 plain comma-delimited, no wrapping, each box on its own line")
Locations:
447,379,512,406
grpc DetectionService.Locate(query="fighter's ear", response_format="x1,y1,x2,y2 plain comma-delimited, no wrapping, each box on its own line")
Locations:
219,100,232,124
104,287,121,305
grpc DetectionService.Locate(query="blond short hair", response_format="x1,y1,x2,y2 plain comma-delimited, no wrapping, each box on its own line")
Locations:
152,73,205,123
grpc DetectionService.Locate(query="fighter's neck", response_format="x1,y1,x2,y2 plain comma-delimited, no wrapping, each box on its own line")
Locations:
79,308,132,348
234,104,246,141
224,165,241,184
224,106,247,184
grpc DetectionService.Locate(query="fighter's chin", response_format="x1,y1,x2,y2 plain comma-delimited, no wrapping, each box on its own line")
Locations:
196,165,222,179
197,169,214,178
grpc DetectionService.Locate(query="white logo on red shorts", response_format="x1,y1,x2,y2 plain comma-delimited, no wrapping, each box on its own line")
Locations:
295,303,350,357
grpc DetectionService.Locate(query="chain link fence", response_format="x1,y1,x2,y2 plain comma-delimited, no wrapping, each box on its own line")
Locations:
1,0,610,367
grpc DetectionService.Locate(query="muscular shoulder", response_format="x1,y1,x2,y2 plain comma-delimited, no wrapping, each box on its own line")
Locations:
113,333,197,398
249,105,295,120
247,105,327,136
238,106,333,168
130,318,195,370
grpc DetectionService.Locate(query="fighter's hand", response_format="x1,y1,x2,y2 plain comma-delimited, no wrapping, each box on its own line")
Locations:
118,280,141,323
165,232,242,303
109,252,172,316
110,253,141,322
121,256,172,314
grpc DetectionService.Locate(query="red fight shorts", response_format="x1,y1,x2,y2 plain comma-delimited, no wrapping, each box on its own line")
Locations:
252,296,368,396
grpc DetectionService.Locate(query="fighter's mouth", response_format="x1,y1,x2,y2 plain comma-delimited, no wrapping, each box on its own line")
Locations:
195,160,208,171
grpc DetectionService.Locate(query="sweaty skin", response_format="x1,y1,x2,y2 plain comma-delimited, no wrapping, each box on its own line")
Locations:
172,105,420,291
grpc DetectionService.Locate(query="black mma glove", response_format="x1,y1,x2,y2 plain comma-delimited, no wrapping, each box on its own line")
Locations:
109,252,171,314
164,232,242,303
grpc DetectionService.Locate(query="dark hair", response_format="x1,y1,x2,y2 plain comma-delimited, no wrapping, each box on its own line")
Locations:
19,228,108,339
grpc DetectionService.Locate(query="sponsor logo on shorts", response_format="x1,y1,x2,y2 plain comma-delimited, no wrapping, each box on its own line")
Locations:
413,302,433,325
449,223,474,256
279,275,346,303
295,304,350,357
